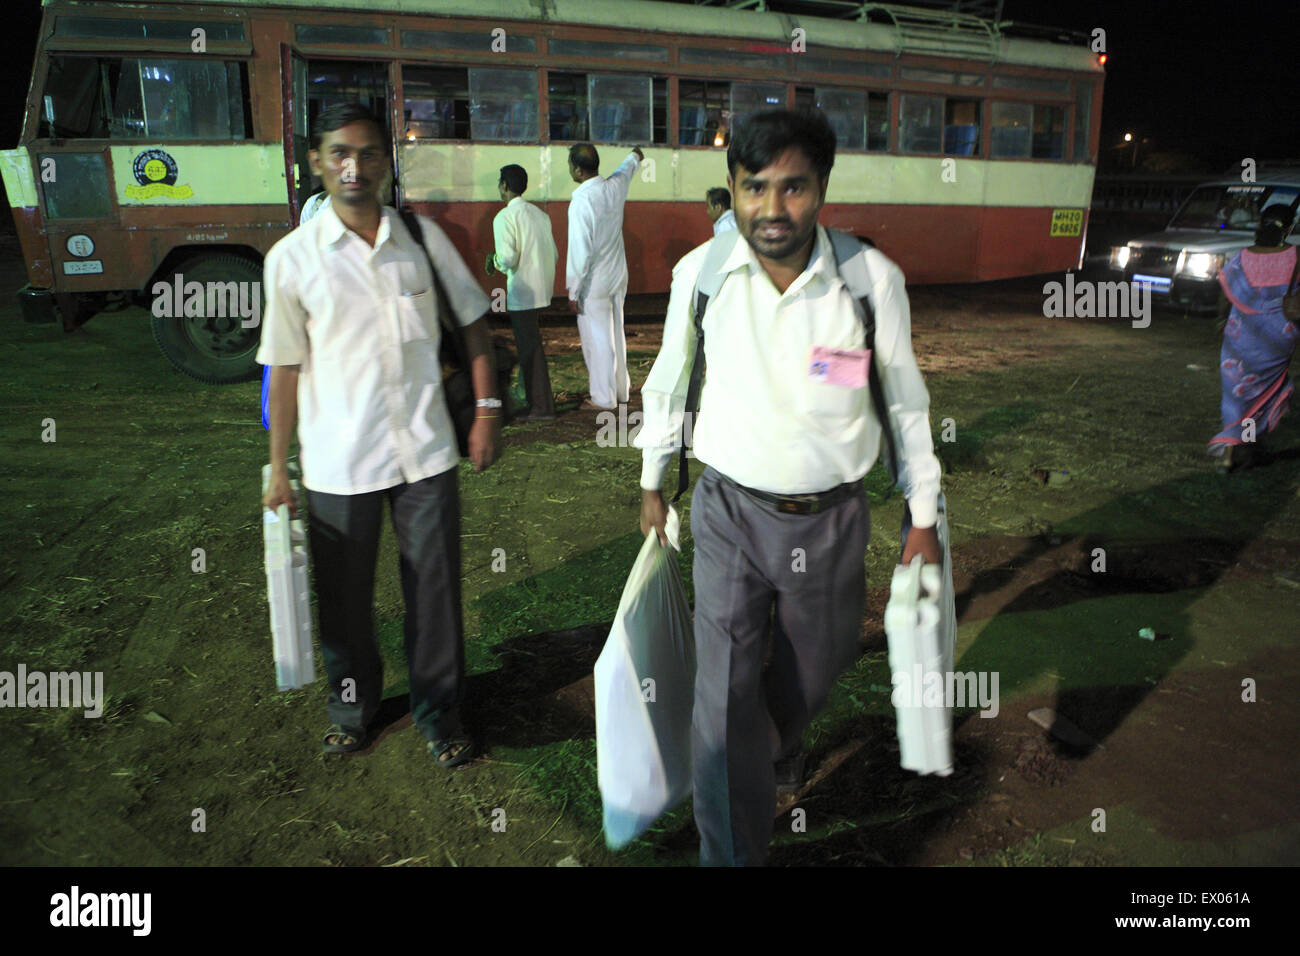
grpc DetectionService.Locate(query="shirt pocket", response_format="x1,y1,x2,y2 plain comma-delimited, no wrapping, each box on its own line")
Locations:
801,348,866,426
395,288,435,343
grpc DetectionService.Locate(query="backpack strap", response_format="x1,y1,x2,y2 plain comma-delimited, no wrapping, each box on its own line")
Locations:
673,230,741,504
827,227,901,489
399,207,469,372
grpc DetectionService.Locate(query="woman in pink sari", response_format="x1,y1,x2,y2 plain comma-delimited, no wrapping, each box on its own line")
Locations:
1209,204,1299,470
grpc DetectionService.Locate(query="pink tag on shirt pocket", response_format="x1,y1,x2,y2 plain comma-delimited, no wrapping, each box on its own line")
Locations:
808,345,871,388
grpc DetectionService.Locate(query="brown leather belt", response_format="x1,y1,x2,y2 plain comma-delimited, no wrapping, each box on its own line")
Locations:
718,473,861,515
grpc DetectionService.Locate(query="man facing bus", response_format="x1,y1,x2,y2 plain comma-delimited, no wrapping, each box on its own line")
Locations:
635,109,943,866
259,103,500,768
487,163,558,420
566,142,642,411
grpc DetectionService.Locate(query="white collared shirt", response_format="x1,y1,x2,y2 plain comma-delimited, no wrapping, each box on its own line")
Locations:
712,209,737,235
493,196,558,311
634,224,942,527
256,204,490,495
566,152,639,303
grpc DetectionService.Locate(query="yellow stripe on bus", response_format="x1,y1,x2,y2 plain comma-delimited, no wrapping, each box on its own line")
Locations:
1,148,38,208
398,143,1096,208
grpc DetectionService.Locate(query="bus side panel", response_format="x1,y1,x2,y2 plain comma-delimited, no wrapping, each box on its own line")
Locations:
11,207,54,288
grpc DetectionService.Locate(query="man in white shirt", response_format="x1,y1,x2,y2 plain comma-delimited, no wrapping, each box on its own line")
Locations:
635,110,943,866
565,143,642,411
706,187,737,235
259,103,500,768
487,164,558,420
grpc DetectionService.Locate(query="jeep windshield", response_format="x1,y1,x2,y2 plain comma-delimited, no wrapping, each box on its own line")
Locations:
1168,184,1300,232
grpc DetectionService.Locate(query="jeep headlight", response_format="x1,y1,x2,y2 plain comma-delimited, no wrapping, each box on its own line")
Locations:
1110,245,1131,270
1180,252,1222,278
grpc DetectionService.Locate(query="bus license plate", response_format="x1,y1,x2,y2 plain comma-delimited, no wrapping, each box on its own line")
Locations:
1050,209,1084,237
63,260,103,275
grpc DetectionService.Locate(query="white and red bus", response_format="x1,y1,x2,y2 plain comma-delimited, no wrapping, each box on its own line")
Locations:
3,0,1104,382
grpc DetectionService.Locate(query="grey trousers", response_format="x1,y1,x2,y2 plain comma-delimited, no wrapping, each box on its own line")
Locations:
305,467,465,742
690,466,869,866
508,308,555,416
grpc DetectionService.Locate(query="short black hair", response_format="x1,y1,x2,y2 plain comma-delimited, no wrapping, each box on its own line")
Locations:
499,164,527,195
706,187,731,210
569,143,599,174
310,102,388,152
1256,202,1296,246
727,109,836,183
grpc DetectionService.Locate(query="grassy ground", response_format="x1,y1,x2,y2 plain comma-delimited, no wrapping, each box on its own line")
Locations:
1,273,1298,866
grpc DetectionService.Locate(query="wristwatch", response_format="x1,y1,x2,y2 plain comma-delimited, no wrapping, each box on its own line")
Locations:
476,398,503,409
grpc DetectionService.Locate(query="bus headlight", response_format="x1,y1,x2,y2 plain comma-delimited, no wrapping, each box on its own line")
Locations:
1180,252,1222,278
1110,245,1131,270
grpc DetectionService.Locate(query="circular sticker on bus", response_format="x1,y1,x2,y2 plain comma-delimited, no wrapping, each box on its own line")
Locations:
125,149,193,200
132,149,179,187
66,234,95,257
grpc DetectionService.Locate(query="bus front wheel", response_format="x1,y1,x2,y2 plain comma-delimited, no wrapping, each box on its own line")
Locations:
150,253,264,384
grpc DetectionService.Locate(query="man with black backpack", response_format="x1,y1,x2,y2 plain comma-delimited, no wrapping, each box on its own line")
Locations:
260,103,499,769
634,109,943,866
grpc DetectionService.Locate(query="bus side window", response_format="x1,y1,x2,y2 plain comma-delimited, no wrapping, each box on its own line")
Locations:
468,68,537,143
39,56,249,140
588,74,653,145
678,79,730,147
403,65,469,140
39,56,110,138
1032,104,1066,160
548,72,587,142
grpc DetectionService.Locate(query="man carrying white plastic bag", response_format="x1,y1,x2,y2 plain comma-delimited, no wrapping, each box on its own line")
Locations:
633,110,945,866
595,506,696,849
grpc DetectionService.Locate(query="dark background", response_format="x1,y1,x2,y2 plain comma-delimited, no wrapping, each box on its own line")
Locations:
1,0,1295,170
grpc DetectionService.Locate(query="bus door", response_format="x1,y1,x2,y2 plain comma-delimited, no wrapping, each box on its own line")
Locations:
27,57,126,312
291,59,391,209
281,46,312,222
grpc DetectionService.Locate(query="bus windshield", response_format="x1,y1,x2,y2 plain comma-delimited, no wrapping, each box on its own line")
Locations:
1168,184,1300,232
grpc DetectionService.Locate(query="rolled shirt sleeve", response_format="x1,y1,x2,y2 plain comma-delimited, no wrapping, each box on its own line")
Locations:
416,216,491,326
634,244,710,490
255,241,309,366
870,257,942,528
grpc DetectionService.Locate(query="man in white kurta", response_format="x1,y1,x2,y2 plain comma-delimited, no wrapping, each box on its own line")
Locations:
565,143,642,410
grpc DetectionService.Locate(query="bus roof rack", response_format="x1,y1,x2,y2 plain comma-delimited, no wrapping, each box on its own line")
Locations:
686,1,1092,48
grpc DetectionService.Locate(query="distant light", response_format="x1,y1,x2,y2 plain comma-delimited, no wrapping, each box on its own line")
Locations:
1123,132,1132,142
1098,53,1108,66
713,132,724,147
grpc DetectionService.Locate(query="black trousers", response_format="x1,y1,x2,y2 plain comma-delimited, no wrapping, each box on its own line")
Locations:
305,467,465,742
509,307,555,416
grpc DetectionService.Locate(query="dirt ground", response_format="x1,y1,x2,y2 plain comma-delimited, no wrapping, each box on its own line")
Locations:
1,222,1297,867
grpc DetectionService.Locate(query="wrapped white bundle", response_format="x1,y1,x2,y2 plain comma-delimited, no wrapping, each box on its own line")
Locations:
261,463,314,691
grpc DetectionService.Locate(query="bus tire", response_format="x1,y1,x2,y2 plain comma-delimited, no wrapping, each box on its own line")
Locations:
150,253,264,384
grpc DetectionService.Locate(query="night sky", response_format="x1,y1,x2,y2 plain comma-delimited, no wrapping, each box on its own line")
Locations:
2,0,1295,171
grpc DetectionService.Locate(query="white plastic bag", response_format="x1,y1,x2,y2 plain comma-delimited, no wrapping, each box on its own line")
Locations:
261,463,314,691
884,495,956,777
595,506,696,849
